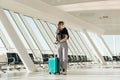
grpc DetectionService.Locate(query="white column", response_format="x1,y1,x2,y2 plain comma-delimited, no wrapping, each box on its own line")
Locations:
84,30,106,64
0,9,37,72
0,29,10,50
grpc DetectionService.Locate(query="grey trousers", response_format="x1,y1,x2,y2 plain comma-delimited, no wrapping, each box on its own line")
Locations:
57,42,68,71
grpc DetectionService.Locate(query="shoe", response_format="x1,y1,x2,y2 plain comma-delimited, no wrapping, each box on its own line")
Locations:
62,68,67,75
63,68,65,72
62,71,67,75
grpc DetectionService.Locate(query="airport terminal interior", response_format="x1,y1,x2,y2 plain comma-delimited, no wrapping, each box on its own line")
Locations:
0,0,120,80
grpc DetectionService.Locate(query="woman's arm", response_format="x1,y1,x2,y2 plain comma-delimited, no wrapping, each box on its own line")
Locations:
55,34,59,44
60,35,68,43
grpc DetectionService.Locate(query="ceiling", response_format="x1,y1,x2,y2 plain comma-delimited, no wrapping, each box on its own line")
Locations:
40,0,120,34
39,0,105,6
69,10,120,34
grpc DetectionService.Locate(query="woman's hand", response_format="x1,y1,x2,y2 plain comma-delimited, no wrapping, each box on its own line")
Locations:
54,41,59,44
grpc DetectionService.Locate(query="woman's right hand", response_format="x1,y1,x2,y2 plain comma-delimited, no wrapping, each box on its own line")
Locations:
54,41,59,44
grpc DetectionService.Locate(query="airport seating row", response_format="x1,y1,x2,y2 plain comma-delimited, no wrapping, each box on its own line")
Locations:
6,53,92,64
42,54,92,64
103,56,112,62
112,56,120,61
103,56,120,62
0,53,92,72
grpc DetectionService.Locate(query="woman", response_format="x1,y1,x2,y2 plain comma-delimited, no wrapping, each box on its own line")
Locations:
55,21,69,75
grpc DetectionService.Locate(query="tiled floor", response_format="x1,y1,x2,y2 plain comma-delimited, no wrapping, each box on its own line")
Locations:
0,67,120,80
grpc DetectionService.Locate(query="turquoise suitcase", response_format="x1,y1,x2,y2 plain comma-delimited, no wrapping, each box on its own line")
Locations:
48,58,60,74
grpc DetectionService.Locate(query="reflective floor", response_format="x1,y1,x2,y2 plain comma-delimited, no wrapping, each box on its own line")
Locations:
0,65,120,80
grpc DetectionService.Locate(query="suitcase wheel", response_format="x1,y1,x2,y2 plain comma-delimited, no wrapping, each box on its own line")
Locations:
49,72,51,74
58,72,60,75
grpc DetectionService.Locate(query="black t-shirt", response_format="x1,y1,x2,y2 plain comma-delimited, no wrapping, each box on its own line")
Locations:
56,27,69,41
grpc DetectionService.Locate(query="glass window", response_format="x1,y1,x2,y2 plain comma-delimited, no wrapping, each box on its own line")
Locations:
4,10,29,49
102,35,113,53
24,16,50,50
40,21,56,43
36,20,56,54
72,31,92,59
103,35,120,56
48,23,57,34
115,35,120,55
80,32,99,61
67,29,80,55
69,29,83,55
0,38,6,54
87,32,109,56
14,13,41,50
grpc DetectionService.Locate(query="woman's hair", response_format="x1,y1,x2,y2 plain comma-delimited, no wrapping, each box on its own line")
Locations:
58,21,64,25
57,21,64,30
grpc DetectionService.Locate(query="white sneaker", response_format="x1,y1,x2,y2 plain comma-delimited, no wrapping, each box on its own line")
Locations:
62,71,67,75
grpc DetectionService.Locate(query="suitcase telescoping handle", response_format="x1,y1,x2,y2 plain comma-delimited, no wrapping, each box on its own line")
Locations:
53,42,58,58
